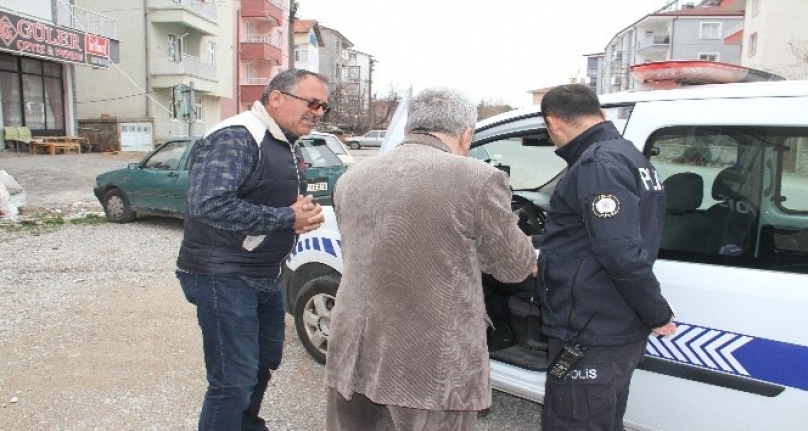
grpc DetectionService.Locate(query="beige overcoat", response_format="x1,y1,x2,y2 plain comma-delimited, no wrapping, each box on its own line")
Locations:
324,133,536,411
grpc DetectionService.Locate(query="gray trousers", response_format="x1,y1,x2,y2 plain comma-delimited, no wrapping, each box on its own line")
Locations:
326,387,478,431
542,338,647,431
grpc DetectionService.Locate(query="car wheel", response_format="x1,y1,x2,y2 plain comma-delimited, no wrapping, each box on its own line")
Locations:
348,141,360,150
294,275,339,364
102,189,136,223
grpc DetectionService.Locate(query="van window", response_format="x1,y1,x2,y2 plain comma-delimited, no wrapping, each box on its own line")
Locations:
649,126,808,274
473,134,564,190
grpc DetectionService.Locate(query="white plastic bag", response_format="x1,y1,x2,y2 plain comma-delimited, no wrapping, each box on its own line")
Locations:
0,169,25,211
0,180,18,219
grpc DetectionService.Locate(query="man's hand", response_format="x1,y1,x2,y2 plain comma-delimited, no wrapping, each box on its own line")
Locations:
292,195,324,234
651,322,677,338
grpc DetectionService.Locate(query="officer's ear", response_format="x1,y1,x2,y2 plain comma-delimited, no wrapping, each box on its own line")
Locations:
599,109,607,121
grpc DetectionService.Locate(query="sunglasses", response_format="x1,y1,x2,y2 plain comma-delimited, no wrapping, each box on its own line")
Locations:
279,91,331,114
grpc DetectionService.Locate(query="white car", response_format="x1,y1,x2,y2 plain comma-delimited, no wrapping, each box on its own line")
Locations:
344,129,386,149
283,79,808,431
305,131,356,167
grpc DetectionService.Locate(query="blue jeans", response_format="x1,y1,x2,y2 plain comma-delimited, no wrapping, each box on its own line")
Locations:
177,272,286,431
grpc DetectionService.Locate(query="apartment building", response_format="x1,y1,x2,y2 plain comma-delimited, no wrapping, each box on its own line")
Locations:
293,19,322,72
1,0,116,150
237,0,289,115
600,4,743,93
732,0,808,79
71,0,290,149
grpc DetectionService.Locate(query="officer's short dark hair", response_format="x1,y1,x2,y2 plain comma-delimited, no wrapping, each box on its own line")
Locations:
540,84,602,125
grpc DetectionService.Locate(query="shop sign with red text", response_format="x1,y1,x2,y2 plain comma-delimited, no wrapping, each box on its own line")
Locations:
0,11,109,68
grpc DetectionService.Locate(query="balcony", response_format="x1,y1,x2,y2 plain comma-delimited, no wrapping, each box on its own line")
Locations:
150,54,218,93
240,77,269,104
240,34,283,64
242,0,284,26
637,34,670,52
56,0,117,40
148,0,218,35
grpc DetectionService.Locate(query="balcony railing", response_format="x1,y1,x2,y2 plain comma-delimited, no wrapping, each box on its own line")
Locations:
150,0,216,21
56,0,117,40
151,54,217,81
242,77,270,85
242,33,283,49
637,34,671,51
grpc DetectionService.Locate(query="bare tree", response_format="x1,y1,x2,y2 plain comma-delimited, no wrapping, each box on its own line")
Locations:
477,98,514,121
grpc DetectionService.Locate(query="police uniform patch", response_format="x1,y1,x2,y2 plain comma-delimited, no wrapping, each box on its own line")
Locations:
592,194,620,218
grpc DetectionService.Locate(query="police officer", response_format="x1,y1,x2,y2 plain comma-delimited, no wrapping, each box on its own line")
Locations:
535,84,677,431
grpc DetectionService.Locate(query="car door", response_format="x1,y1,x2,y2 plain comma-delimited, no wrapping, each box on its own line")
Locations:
621,96,808,431
173,139,200,214
128,140,189,213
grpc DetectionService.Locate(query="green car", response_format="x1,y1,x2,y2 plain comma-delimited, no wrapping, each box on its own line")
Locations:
94,136,346,223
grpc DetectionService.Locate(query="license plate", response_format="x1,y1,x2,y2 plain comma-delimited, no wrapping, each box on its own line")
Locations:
307,182,328,192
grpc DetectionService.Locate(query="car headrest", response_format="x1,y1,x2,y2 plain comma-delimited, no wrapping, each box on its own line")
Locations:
664,172,703,214
712,167,745,201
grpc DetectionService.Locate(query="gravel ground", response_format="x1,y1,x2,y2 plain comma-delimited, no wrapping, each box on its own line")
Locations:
0,150,542,430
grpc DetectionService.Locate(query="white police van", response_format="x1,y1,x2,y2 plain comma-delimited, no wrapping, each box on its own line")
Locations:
283,78,808,430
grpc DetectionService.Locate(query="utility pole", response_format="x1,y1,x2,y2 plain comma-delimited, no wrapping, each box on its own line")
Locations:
288,1,298,69
368,57,375,130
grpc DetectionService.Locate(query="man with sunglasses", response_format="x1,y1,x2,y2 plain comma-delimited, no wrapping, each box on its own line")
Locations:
176,68,328,431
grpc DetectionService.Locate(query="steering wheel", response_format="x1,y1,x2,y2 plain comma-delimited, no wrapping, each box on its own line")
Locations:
511,195,546,236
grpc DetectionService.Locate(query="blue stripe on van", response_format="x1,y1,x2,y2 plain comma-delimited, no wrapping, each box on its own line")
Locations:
648,323,808,392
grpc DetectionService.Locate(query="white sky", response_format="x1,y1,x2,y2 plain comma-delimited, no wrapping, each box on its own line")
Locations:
297,0,674,108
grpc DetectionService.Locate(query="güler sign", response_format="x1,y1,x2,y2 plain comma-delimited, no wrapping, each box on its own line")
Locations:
0,11,109,68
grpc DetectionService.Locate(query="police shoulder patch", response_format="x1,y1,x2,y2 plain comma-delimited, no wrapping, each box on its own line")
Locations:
592,194,620,218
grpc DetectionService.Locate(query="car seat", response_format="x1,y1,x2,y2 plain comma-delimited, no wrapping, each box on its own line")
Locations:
705,167,758,255
661,172,711,253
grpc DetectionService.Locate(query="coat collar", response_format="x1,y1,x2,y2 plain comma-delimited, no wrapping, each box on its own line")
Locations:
398,132,452,153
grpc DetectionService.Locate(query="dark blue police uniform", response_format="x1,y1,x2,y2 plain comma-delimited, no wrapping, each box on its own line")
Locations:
536,121,673,431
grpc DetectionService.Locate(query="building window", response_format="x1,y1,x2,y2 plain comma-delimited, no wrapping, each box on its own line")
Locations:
295,44,308,62
0,53,64,133
348,66,360,81
749,32,758,57
195,97,203,122
168,34,179,62
349,53,357,62
751,0,761,17
207,42,216,64
698,53,719,61
700,22,722,39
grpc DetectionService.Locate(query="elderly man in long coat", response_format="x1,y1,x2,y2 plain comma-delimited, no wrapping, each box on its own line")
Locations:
324,87,537,431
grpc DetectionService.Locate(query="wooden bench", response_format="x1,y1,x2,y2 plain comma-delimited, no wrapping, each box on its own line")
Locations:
31,136,87,155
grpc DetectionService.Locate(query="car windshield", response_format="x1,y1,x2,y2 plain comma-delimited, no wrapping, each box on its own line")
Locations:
312,134,348,156
299,139,343,168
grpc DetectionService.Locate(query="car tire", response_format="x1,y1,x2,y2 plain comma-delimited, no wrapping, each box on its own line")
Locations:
348,141,360,150
102,189,136,223
293,275,339,365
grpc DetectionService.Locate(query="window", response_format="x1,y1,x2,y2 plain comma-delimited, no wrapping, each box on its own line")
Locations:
473,133,565,191
749,32,758,57
295,44,308,62
168,34,178,61
299,138,342,168
751,0,761,17
349,53,357,62
648,126,808,273
700,22,722,39
194,97,203,122
0,54,65,133
143,140,189,170
207,42,216,64
698,53,719,62
347,65,360,81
